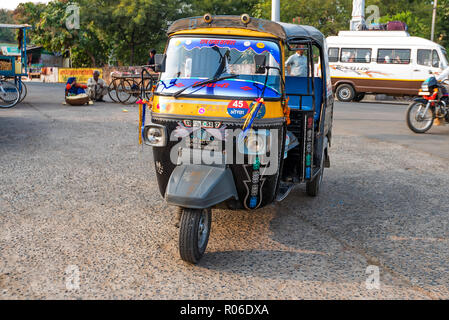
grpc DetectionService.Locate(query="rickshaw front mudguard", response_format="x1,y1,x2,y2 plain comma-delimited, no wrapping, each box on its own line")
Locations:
165,164,238,209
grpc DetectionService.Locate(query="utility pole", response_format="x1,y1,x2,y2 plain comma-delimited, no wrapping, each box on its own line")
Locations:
272,0,280,22
431,0,438,41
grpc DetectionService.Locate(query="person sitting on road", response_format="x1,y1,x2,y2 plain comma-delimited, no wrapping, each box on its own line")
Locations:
66,77,87,96
87,70,108,102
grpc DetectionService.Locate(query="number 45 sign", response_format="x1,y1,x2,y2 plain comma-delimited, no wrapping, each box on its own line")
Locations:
227,100,249,118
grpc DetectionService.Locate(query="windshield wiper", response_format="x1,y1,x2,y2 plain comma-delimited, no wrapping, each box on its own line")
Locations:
173,74,238,98
193,74,238,88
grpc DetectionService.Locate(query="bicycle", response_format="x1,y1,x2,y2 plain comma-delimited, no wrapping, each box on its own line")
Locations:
108,72,155,104
0,77,20,108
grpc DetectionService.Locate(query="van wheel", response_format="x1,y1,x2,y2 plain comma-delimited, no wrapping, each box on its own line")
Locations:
336,84,355,102
179,208,211,264
353,92,365,102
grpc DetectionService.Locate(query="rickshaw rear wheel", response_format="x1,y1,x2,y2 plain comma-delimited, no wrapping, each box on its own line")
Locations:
179,207,211,264
306,139,327,197
306,165,323,197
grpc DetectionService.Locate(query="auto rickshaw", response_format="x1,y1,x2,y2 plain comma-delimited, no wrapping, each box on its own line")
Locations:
140,14,334,263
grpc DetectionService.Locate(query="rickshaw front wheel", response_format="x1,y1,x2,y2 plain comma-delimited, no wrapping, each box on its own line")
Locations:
179,207,211,264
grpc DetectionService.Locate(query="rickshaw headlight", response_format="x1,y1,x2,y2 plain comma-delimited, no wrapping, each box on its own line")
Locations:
143,124,167,147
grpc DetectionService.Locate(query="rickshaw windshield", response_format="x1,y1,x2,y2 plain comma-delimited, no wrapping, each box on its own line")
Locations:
157,36,282,98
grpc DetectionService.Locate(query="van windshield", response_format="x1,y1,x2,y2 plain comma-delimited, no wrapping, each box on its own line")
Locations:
156,36,282,99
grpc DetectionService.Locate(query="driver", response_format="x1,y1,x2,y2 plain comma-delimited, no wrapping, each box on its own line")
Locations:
285,45,307,77
436,65,449,98
437,65,449,82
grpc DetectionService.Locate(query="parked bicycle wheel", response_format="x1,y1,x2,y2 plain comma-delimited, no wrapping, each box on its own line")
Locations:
107,79,119,102
116,79,133,104
18,80,27,103
0,79,20,108
143,76,154,100
127,79,140,104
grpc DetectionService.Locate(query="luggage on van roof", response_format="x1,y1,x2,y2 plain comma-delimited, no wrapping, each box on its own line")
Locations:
386,21,408,32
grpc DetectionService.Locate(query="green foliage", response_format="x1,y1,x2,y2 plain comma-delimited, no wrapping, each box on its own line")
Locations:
252,0,353,36
5,0,449,66
189,0,258,16
0,9,16,43
93,0,186,65
437,0,449,49
379,11,431,39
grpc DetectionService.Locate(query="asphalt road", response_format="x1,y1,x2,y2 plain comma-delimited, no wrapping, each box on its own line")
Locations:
1,83,448,299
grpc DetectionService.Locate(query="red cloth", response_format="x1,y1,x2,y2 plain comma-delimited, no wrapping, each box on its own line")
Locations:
66,83,87,90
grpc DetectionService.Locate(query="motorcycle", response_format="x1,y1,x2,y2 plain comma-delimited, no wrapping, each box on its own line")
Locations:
406,76,449,133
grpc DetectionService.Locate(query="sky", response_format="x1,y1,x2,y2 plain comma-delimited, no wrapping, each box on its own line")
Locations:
1,0,52,10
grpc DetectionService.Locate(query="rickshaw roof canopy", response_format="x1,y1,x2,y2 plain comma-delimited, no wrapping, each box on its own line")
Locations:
0,23,32,29
167,15,325,47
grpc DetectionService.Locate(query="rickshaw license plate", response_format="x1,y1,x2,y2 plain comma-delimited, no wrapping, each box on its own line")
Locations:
190,120,221,148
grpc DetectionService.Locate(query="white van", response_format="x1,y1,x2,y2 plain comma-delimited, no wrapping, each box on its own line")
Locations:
326,31,449,101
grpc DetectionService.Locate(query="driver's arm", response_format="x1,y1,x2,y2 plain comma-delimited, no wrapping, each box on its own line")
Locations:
437,67,449,82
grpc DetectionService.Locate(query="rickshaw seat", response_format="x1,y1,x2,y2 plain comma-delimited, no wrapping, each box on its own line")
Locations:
285,76,323,120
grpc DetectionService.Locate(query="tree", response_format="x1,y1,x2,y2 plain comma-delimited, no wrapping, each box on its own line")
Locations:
13,0,109,67
90,0,187,66
0,9,16,43
379,11,431,39
437,0,449,51
189,0,258,15
252,0,353,36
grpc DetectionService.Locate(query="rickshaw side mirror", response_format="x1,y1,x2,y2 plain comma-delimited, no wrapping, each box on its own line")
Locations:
154,54,166,73
254,54,267,74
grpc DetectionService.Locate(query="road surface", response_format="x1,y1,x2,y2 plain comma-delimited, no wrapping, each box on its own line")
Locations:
0,83,448,299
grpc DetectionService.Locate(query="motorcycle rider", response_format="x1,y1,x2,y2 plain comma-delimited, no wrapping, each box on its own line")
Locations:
436,65,449,98
437,65,449,82
435,65,449,125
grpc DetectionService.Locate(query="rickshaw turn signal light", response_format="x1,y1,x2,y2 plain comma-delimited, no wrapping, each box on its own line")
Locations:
241,14,251,25
203,13,213,24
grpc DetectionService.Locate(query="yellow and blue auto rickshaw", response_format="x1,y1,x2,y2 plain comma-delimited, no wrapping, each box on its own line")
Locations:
140,14,334,263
